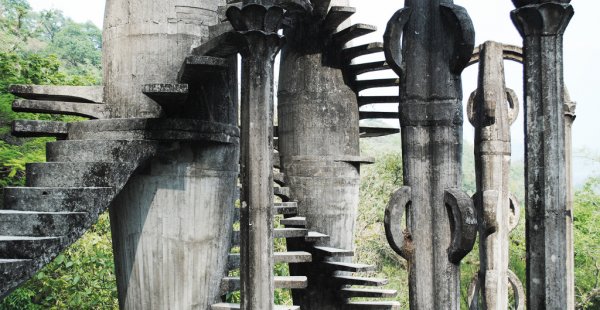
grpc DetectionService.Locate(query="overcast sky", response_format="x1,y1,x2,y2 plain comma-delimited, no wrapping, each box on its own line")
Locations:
27,0,600,180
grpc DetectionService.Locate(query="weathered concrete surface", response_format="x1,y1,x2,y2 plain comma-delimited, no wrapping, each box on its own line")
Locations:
8,85,104,103
383,1,476,309
511,2,574,308
277,0,365,308
12,99,110,119
227,2,284,309
103,0,223,118
466,41,522,310
110,143,238,310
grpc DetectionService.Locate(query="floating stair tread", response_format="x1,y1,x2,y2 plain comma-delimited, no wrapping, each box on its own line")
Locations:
142,84,189,107
339,288,397,298
178,56,229,83
232,228,308,245
332,275,388,286
323,6,356,33
359,127,400,138
273,172,285,185
12,120,68,139
348,61,390,76
332,24,377,46
274,187,290,197
323,261,376,272
305,231,330,243
342,42,384,62
358,96,400,106
192,31,245,57
280,217,306,227
12,99,109,119
354,79,399,92
211,303,299,310
345,301,401,309
274,202,298,215
3,187,114,213
227,252,311,270
220,276,308,293
313,246,354,257
359,112,400,120
9,85,103,103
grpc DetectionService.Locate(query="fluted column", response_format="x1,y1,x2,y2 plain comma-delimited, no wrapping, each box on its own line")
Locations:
511,1,574,308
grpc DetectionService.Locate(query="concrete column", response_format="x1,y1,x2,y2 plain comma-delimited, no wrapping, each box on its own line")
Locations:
383,1,477,309
564,89,576,310
277,0,362,308
227,2,284,309
511,1,574,308
103,1,239,309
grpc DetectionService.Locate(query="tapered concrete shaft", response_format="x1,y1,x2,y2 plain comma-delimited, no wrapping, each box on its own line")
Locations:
383,1,476,309
278,1,361,308
511,2,574,308
104,1,240,309
228,3,284,309
468,41,520,310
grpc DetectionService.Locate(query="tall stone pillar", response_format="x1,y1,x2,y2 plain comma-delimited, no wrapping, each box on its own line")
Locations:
511,1,574,308
383,1,477,309
277,0,364,308
103,1,239,309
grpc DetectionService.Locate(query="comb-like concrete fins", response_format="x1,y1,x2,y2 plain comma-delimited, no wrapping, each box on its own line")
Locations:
11,120,68,139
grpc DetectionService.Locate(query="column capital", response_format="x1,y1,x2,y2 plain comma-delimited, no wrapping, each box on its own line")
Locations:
511,2,574,37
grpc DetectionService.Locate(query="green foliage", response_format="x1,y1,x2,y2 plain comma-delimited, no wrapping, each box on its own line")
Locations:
573,177,600,309
0,213,119,309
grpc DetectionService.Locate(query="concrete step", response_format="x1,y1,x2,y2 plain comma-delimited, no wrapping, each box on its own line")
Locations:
142,84,189,111
313,246,354,257
273,152,281,169
354,78,399,92
192,31,245,58
273,137,279,150
12,99,109,119
358,96,400,107
0,236,63,259
342,42,383,63
339,288,398,298
178,55,229,83
274,187,290,201
347,61,389,76
273,172,285,186
280,217,306,227
227,252,312,270
359,112,399,120
12,120,68,139
332,275,388,286
220,276,308,294
332,24,377,47
359,127,400,138
322,6,355,33
305,231,330,243
0,210,87,237
322,261,376,272
231,228,308,245
0,259,34,292
9,85,103,103
25,162,134,188
274,202,298,215
345,301,401,309
211,303,299,310
3,187,114,213
46,140,159,163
